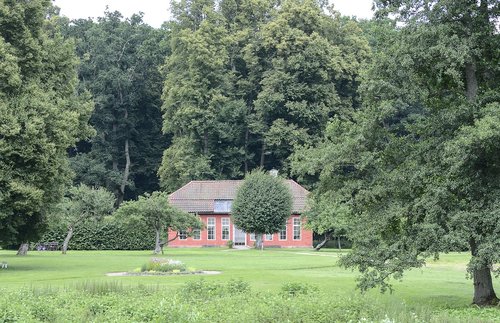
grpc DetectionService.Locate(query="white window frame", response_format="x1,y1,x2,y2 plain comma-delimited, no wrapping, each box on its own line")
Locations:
293,217,301,240
207,217,216,240
214,199,232,213
179,230,187,240
221,218,230,240
192,229,201,240
279,224,287,241
265,233,273,241
249,233,256,241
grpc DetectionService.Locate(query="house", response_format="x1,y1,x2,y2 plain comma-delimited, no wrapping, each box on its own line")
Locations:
167,180,313,248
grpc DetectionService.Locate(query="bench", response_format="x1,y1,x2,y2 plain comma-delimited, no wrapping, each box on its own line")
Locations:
35,242,59,251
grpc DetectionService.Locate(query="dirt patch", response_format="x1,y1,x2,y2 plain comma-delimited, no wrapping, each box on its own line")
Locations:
106,270,221,277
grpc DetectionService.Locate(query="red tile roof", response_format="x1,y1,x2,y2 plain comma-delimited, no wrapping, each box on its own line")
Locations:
168,180,309,213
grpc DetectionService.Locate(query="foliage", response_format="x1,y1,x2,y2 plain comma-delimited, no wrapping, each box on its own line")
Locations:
65,11,168,205
38,217,155,250
159,0,370,190
0,0,94,246
181,279,251,301
232,170,292,247
114,191,202,253
140,258,187,272
280,282,319,297
292,0,500,305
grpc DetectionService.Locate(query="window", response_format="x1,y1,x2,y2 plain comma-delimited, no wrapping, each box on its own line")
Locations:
222,218,230,240
192,229,201,240
265,233,273,241
179,230,187,240
214,200,232,213
249,233,256,241
207,217,215,240
279,224,287,240
293,218,301,240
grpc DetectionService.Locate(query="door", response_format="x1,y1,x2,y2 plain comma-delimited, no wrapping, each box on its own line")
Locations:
233,226,246,246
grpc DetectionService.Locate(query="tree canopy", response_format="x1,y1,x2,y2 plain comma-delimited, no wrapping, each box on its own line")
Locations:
232,170,292,249
114,191,202,254
292,0,500,305
0,0,93,248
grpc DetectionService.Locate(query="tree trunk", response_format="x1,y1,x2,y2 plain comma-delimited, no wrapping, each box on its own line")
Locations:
314,232,332,251
260,141,266,167
62,226,74,254
465,62,478,102
16,242,29,256
154,228,161,254
244,128,249,174
255,233,263,250
470,238,499,305
337,236,342,251
116,138,130,207
472,265,499,305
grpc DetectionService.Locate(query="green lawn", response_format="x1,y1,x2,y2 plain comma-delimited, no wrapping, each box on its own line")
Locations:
0,248,499,322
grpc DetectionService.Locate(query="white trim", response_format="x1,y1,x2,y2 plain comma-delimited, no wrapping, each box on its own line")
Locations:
192,229,201,240
221,217,230,240
265,233,273,241
279,224,287,241
293,217,301,240
207,217,216,240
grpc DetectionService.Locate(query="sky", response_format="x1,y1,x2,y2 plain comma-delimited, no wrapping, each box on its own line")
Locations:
53,0,374,28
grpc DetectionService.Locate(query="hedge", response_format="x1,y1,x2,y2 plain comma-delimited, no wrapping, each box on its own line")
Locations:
37,218,155,251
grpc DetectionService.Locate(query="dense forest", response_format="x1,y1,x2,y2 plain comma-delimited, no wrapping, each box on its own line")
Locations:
0,0,499,306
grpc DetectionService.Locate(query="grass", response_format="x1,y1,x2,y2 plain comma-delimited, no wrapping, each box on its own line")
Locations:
0,248,499,322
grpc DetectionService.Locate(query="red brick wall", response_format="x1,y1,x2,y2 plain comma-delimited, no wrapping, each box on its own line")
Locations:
168,214,312,248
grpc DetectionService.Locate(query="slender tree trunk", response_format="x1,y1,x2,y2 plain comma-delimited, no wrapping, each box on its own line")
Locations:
465,62,478,102
62,226,74,254
260,142,266,167
16,242,29,256
255,233,263,250
338,236,342,251
314,232,332,251
116,138,130,207
154,228,161,254
470,238,498,305
244,128,249,174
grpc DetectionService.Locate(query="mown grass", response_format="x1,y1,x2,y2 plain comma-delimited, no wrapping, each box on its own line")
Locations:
0,248,498,322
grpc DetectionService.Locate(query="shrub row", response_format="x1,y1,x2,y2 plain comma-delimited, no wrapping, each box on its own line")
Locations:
37,219,155,251
1,281,497,323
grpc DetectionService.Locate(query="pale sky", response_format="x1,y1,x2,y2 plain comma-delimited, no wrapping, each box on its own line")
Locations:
53,0,374,28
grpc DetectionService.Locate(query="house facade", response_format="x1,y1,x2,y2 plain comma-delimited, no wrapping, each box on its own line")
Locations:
168,180,312,248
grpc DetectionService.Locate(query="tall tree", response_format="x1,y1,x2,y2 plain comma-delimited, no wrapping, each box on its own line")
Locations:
0,0,93,253
160,0,369,191
66,11,168,205
293,1,500,305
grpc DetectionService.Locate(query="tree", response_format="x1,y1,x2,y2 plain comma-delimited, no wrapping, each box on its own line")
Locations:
0,0,94,254
292,1,500,306
114,191,202,254
66,11,168,205
51,185,115,254
232,170,292,249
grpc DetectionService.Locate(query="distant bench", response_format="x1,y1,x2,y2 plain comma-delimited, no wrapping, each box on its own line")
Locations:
35,242,59,251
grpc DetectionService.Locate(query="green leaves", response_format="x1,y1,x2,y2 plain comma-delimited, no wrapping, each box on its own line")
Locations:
232,170,292,234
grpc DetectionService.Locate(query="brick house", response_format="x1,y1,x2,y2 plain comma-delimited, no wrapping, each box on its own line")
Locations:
167,180,312,248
